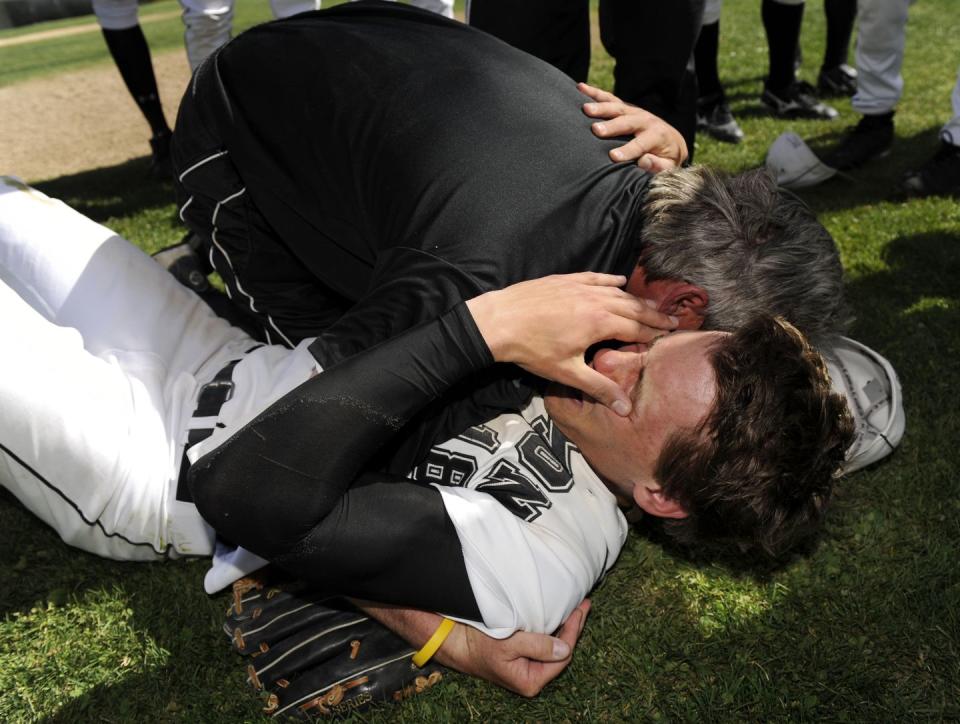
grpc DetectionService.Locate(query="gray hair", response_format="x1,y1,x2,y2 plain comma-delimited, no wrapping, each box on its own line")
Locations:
638,166,849,348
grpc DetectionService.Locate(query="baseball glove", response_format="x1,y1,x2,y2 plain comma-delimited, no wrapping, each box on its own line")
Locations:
225,572,446,719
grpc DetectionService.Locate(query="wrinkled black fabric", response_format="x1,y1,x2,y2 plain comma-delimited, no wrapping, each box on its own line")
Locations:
174,1,650,362
190,305,498,618
178,2,652,618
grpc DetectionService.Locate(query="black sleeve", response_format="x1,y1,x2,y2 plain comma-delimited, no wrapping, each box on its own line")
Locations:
275,473,483,621
188,303,497,618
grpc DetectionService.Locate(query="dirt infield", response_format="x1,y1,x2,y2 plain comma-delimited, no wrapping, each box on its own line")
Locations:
0,48,190,183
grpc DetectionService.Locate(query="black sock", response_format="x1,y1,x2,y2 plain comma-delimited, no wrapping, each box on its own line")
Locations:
694,20,723,101
762,0,804,92
860,111,895,129
101,27,171,139
822,0,856,70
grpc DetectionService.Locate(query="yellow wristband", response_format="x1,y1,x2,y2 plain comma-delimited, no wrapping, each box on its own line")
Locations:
411,617,456,668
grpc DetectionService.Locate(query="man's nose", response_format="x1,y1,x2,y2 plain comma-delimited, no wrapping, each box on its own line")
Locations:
592,348,640,392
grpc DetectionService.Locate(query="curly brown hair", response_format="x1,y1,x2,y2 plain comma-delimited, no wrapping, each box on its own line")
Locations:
654,316,854,560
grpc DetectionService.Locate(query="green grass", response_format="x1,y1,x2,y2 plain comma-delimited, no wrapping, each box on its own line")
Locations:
2,0,959,721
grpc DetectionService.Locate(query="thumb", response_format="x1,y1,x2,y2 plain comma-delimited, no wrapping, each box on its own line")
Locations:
638,153,678,173
511,631,572,662
567,363,632,417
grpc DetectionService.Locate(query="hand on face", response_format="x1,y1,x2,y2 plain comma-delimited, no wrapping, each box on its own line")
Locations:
546,331,723,509
578,82,688,172
466,273,679,416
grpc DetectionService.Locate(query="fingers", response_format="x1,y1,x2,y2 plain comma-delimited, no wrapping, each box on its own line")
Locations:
577,81,621,104
565,271,627,287
564,362,633,416
511,629,574,664
590,108,654,137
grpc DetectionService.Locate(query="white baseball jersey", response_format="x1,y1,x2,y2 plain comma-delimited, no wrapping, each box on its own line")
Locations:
195,357,628,638
413,396,628,637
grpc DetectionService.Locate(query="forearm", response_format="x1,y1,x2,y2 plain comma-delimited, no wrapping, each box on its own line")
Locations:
189,303,494,558
355,601,443,653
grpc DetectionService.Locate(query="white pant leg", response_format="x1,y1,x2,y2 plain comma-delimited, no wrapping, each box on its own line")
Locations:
346,0,453,19
941,64,960,147
269,0,319,18
408,0,455,18
0,177,253,559
91,0,140,31
180,0,234,70
852,0,910,115
703,0,723,27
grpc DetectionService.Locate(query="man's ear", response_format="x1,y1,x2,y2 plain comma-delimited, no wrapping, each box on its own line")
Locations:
661,284,708,331
633,485,688,519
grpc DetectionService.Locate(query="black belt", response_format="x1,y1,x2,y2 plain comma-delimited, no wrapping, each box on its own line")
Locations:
176,347,262,503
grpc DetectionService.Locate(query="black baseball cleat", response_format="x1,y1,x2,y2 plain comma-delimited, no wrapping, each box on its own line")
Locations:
697,93,745,144
762,80,839,120
898,142,960,198
818,63,858,97
822,113,894,171
152,237,211,293
149,132,173,181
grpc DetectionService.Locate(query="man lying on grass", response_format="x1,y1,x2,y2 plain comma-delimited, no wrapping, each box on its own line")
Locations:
0,178,852,700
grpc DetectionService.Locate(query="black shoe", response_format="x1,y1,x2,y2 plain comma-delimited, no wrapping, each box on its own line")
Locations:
149,132,173,181
697,94,745,144
152,239,210,293
822,114,894,171
818,63,858,97
899,142,960,197
762,80,839,120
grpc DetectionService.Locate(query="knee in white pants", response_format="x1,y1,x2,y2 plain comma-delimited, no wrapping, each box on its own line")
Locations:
92,0,140,31
269,0,320,18
702,0,722,27
181,0,234,70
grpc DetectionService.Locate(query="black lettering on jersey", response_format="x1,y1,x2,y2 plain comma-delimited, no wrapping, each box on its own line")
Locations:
530,414,579,472
517,431,574,493
458,424,500,453
476,460,551,522
411,448,478,487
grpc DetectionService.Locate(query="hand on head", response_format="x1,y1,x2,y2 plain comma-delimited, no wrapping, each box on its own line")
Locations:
578,82,688,172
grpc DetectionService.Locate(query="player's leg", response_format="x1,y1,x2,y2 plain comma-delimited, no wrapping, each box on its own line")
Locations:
939,65,960,148
407,0,455,18
269,0,319,18
760,0,837,120
172,66,351,345
469,0,590,83
0,178,251,382
91,0,173,176
0,277,171,560
180,0,234,70
821,0,909,171
851,0,909,118
0,179,256,558
599,0,704,157
900,64,960,196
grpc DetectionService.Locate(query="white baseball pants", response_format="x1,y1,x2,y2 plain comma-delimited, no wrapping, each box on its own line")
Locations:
0,178,254,560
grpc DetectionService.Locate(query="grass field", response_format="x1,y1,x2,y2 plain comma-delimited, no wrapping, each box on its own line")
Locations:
1,0,958,722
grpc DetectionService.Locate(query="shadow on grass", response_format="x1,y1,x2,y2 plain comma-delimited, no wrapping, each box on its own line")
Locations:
0,492,262,721
33,157,178,224
792,127,946,213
